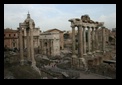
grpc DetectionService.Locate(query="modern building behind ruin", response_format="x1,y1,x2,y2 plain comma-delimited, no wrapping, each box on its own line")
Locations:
39,32,60,57
4,28,19,49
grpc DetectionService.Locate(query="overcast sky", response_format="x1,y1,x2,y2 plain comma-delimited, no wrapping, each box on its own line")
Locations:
4,4,116,31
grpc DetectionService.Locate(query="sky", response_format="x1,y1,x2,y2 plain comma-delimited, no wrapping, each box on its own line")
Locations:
4,4,116,31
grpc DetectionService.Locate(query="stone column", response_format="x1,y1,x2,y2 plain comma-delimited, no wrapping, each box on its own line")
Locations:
83,26,87,55
19,24,24,65
78,25,84,68
102,27,105,54
71,26,77,67
91,27,95,54
26,29,30,61
30,25,36,67
87,27,92,54
78,25,83,58
72,26,77,58
95,27,100,52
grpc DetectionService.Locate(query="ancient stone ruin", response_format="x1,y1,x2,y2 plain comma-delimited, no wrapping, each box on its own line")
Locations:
68,15,112,70
18,12,41,75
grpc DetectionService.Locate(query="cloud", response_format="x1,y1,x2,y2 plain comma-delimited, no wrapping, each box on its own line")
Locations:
98,12,116,29
4,4,116,31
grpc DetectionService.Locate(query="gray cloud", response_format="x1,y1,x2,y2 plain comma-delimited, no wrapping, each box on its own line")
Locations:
4,4,116,31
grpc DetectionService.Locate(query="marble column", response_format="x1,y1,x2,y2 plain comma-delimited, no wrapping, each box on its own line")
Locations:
91,27,95,54
87,27,92,54
78,25,83,58
72,26,77,58
19,25,24,65
30,26,36,67
78,25,83,68
83,26,87,55
78,25,84,68
26,29,30,61
102,27,105,54
78,25,88,70
71,26,77,67
95,27,100,52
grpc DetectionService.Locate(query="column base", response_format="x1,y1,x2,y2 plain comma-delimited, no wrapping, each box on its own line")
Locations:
31,61,36,67
32,65,41,76
20,60,24,65
78,58,88,70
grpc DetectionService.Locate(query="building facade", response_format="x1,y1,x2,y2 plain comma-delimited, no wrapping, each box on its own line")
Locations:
45,28,64,50
39,32,60,57
4,28,19,49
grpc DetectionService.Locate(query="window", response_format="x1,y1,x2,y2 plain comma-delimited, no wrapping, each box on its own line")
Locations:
9,34,11,37
4,34,5,37
14,34,16,36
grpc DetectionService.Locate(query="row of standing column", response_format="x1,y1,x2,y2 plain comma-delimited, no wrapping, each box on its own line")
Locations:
72,26,105,58
19,25,36,66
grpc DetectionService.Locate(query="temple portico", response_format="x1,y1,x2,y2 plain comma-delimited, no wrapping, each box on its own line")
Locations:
68,15,105,69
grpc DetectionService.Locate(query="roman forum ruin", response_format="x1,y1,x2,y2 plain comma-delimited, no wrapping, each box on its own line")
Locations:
18,13,41,75
68,15,111,70
39,32,60,56
4,12,116,79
